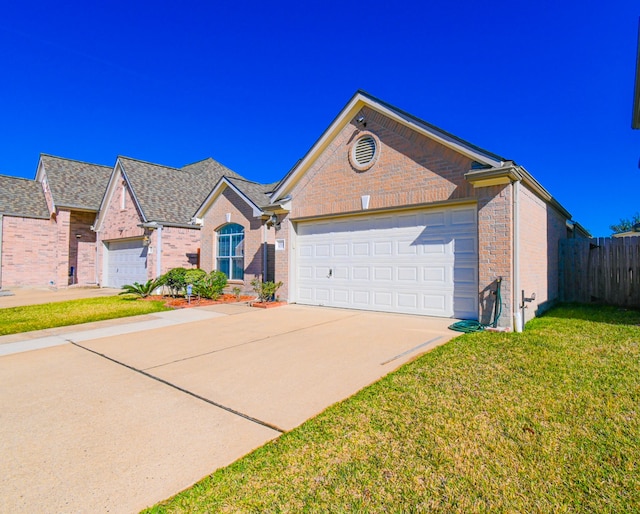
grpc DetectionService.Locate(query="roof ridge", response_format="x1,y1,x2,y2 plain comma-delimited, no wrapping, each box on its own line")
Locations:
353,90,507,163
40,153,112,169
117,155,183,172
227,176,264,185
0,173,37,183
181,157,215,167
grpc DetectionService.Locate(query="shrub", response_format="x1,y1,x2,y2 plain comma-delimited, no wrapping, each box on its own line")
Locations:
119,278,163,298
195,270,228,300
251,278,283,303
185,268,207,287
163,267,188,297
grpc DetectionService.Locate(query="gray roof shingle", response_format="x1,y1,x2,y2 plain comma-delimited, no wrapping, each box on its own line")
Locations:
40,154,113,211
225,177,277,209
0,175,50,218
119,156,246,224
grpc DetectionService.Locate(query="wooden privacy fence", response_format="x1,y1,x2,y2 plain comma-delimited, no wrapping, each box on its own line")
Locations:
559,237,640,307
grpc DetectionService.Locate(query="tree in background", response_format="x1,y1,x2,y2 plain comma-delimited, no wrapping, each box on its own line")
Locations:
610,212,640,234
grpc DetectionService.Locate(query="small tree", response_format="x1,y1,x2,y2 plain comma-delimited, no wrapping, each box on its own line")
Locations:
251,278,283,303
610,212,640,234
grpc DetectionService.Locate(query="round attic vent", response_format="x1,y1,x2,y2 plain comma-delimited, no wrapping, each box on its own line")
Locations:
350,134,379,171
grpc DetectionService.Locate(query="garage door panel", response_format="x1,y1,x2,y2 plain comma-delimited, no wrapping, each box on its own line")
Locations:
373,267,393,281
353,267,369,280
374,241,392,255
398,293,418,308
295,206,478,319
353,291,370,305
353,242,369,255
398,267,418,281
373,291,392,307
423,267,446,283
334,244,349,256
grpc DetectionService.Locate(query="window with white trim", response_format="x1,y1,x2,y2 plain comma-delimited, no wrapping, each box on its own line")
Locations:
217,223,244,280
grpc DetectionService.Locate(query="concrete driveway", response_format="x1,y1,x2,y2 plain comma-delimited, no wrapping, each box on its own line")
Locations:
0,304,458,513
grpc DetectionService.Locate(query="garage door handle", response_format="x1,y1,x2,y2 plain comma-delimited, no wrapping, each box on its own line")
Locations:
327,269,332,278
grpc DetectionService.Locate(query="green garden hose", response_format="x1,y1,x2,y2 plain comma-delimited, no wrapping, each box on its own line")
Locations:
448,277,502,333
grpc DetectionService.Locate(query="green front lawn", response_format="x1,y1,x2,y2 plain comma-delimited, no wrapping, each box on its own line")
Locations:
0,295,171,336
146,304,640,513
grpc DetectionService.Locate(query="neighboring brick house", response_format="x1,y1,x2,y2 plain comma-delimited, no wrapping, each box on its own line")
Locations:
263,91,588,329
0,154,112,288
93,156,243,288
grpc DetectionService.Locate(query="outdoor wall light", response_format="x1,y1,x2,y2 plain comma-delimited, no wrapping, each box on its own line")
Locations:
356,115,366,127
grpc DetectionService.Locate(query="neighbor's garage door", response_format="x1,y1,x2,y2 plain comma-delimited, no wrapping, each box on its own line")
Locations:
295,206,478,319
105,239,148,288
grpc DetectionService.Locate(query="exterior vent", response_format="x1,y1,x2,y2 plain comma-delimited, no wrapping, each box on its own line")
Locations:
350,134,379,171
354,136,376,165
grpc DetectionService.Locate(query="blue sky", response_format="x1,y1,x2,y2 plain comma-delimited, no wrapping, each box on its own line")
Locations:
0,1,637,236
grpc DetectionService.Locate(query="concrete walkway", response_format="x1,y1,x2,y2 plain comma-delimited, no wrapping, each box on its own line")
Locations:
0,303,459,513
0,285,119,308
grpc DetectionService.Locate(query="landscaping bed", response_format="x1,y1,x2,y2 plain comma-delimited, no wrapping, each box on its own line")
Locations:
145,294,254,309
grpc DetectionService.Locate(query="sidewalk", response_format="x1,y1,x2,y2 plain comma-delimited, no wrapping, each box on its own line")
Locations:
0,304,251,357
0,286,119,308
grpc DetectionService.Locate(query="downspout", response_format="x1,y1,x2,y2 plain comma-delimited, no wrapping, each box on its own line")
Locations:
156,225,163,278
512,180,522,332
262,222,268,281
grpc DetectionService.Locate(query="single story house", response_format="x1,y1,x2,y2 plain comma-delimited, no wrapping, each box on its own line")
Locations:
196,91,587,329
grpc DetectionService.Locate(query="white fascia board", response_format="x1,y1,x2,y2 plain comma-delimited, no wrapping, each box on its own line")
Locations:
368,98,504,168
194,177,264,219
93,161,122,231
34,157,45,183
120,161,147,224
271,95,365,200
271,92,503,201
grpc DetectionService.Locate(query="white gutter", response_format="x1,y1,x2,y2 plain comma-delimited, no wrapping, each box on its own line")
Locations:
512,181,522,332
262,222,267,281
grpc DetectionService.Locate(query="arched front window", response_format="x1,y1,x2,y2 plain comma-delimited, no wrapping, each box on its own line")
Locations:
217,223,244,280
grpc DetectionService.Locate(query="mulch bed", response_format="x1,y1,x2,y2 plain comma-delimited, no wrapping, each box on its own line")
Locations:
145,294,254,309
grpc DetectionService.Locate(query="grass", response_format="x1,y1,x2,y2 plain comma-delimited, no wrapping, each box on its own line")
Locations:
0,295,171,336
145,304,640,513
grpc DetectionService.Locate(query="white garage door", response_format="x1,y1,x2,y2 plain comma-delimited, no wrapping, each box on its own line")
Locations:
105,239,148,288
295,206,478,319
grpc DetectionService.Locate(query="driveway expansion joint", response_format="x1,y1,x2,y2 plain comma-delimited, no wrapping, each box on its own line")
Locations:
143,312,364,371
68,339,285,434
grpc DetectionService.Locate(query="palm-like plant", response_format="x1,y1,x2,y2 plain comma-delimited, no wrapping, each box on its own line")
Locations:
119,278,163,298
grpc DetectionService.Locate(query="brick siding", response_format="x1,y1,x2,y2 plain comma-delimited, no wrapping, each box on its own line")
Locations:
518,184,567,323
200,187,273,295
1,215,57,287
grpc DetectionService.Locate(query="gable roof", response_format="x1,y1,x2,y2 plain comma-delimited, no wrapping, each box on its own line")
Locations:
36,154,112,211
112,156,243,225
271,90,507,202
194,175,277,219
0,175,50,219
